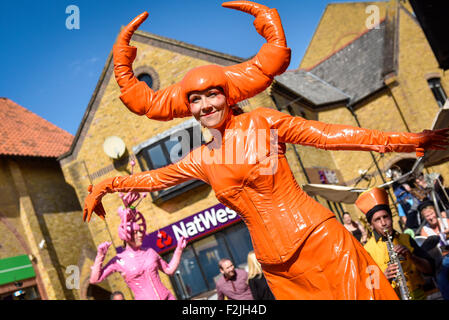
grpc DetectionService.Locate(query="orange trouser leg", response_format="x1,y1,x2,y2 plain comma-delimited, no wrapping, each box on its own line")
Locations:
261,217,399,300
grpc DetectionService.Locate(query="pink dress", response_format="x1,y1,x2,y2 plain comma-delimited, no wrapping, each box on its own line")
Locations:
91,245,182,300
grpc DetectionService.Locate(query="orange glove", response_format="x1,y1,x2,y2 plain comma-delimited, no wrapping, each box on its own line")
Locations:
261,108,449,158
83,156,205,222
83,180,112,222
409,128,449,157
316,126,449,157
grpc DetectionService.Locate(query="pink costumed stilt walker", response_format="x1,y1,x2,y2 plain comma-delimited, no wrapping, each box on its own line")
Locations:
89,190,186,300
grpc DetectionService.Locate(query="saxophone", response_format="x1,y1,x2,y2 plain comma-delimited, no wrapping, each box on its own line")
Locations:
384,229,412,300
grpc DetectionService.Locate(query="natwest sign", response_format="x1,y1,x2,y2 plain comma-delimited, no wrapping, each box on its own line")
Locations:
141,203,241,254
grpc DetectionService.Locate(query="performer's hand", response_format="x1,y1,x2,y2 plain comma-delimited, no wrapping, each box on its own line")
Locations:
394,244,411,259
384,263,399,280
177,236,187,250
97,241,112,256
83,180,112,222
412,128,449,157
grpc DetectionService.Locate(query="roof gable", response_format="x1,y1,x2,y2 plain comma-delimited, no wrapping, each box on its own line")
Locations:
299,1,388,70
275,69,349,107
309,21,387,105
0,98,73,158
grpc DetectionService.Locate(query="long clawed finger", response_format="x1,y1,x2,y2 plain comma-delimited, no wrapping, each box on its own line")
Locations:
430,145,449,151
432,139,449,145
83,207,92,222
435,128,449,134
95,202,106,218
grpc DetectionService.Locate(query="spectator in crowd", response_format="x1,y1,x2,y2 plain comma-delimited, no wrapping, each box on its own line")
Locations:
393,181,423,234
110,291,125,300
356,188,435,300
246,251,275,300
342,212,368,244
416,173,449,213
420,200,449,240
216,258,254,300
419,200,449,299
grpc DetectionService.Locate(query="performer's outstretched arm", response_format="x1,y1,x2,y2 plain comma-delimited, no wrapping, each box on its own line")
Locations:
261,108,449,156
157,237,187,276
83,151,207,222
90,242,118,283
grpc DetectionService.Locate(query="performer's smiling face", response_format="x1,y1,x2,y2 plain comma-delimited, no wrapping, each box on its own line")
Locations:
188,87,229,128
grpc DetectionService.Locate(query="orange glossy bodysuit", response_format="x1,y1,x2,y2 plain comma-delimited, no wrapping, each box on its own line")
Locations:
84,1,449,300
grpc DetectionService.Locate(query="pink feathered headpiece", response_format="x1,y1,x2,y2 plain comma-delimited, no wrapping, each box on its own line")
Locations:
117,191,147,242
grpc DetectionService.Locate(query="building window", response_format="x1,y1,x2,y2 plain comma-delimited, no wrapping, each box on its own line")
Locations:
166,222,253,300
138,73,153,89
133,119,206,202
428,78,447,108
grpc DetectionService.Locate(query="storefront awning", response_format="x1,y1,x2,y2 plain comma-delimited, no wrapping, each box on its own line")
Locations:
0,255,35,286
302,184,366,204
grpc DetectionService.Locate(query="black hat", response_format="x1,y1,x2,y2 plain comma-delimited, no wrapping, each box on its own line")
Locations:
418,200,434,214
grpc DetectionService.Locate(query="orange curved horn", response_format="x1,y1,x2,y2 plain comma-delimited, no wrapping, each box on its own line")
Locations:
113,12,191,120
222,1,269,17
116,12,149,46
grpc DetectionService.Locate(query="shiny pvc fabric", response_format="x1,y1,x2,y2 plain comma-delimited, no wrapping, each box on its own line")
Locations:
262,218,398,300
112,1,291,121
90,241,184,300
83,107,445,299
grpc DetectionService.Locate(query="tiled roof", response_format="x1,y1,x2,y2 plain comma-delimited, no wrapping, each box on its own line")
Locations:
275,22,388,109
275,69,350,106
309,22,387,105
0,98,73,158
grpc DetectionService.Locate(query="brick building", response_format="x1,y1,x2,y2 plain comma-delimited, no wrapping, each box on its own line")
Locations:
274,0,449,223
0,98,93,300
58,0,448,299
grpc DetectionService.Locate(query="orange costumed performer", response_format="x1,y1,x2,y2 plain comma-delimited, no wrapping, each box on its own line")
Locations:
83,1,449,299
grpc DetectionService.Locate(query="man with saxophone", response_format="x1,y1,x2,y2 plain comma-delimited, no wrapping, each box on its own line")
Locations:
356,188,435,300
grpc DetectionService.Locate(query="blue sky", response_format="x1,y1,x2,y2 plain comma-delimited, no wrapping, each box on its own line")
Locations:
0,0,376,136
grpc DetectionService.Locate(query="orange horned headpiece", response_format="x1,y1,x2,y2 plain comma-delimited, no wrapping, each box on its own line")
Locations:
112,1,291,121
355,187,391,223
